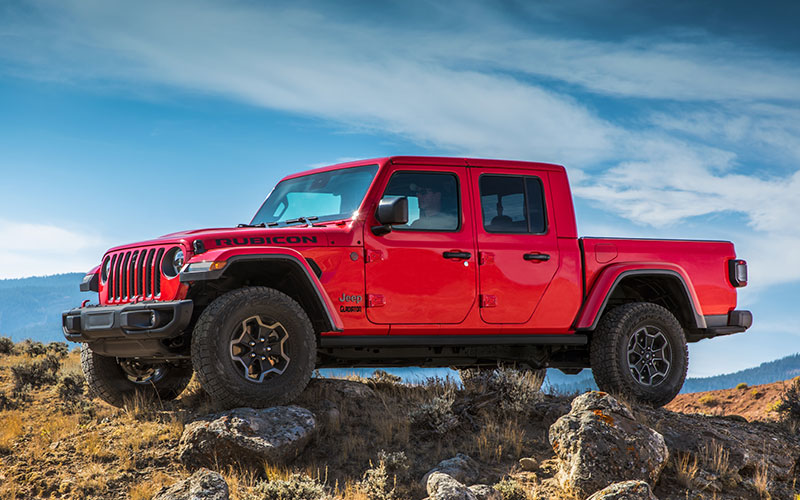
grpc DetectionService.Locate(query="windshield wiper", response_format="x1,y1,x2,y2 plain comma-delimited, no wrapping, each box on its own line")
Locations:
237,222,266,228
284,216,319,225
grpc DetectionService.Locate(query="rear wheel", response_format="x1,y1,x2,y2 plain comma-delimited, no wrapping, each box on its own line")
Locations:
590,302,688,407
80,345,193,407
191,286,316,409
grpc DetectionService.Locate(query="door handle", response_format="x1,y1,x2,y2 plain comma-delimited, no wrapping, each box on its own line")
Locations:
443,251,471,260
523,253,551,262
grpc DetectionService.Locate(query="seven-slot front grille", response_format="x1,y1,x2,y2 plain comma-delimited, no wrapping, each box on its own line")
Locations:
106,247,167,302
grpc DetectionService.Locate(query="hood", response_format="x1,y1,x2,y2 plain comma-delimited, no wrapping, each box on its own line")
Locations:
104,222,361,256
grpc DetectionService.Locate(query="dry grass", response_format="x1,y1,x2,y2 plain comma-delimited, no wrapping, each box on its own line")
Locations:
701,440,732,479
128,471,176,500
754,460,771,499
0,410,24,452
674,452,699,489
474,417,526,463
699,394,719,407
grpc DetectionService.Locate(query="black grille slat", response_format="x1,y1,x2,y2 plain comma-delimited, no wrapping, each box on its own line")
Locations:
121,252,131,299
114,252,124,300
128,251,136,299
135,251,146,298
145,249,154,298
154,248,165,296
108,254,117,301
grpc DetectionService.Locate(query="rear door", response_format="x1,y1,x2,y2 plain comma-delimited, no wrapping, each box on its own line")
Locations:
363,164,477,324
471,168,559,324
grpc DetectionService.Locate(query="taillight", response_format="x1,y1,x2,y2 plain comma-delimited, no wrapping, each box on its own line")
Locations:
728,259,748,287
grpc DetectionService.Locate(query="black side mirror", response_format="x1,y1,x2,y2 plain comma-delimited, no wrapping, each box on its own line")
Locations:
372,197,408,235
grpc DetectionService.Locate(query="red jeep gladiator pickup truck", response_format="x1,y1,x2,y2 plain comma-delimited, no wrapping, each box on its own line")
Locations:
63,156,751,408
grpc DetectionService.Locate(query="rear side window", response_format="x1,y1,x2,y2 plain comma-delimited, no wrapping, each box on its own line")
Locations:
480,175,547,234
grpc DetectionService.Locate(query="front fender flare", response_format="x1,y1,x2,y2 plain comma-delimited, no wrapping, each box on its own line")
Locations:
180,246,343,332
575,263,706,331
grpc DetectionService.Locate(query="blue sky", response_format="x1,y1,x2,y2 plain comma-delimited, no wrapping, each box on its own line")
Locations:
1,0,798,376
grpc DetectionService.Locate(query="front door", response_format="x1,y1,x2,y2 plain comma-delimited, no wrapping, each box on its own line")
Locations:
472,168,559,324
364,166,477,324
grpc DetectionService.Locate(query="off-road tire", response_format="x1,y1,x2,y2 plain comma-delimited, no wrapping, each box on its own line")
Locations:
590,302,688,407
80,344,193,407
191,286,316,409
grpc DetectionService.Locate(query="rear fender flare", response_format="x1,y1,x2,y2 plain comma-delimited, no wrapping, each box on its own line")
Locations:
180,246,343,332
575,263,706,331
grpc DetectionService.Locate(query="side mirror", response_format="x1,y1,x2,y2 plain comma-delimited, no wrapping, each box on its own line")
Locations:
372,197,408,235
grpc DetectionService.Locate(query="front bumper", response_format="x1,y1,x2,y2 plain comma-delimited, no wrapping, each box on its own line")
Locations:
62,300,194,343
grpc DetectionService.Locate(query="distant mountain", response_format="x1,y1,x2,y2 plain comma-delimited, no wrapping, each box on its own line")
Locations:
0,273,85,343
2,274,798,394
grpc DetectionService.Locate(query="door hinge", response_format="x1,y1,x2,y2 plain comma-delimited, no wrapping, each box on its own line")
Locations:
367,294,385,307
365,249,383,263
479,252,494,265
480,294,497,308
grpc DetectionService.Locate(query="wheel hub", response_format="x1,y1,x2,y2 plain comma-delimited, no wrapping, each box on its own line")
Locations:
626,326,672,386
230,315,290,383
118,359,166,384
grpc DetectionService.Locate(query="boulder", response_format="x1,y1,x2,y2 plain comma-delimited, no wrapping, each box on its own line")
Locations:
548,392,668,498
152,468,229,500
422,453,480,486
585,480,658,500
426,472,478,500
178,406,316,469
468,484,501,500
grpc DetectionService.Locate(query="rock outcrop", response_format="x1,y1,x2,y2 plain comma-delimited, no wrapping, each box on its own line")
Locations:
152,468,229,500
426,472,478,500
178,406,316,469
422,453,481,486
549,392,669,498
586,480,658,500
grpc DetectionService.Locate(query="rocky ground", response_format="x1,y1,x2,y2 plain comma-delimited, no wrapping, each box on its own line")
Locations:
666,380,791,423
0,342,799,500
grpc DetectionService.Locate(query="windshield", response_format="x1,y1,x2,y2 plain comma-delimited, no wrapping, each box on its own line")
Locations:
251,164,379,226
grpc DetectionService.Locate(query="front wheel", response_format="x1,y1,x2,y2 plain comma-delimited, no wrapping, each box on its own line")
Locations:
81,345,193,407
590,302,688,407
191,286,316,409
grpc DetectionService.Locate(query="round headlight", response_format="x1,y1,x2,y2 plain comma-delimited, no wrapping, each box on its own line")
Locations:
173,250,185,274
102,257,111,283
161,247,185,278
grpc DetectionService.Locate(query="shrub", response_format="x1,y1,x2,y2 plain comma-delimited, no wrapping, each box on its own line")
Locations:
46,342,70,358
11,355,60,392
0,391,18,411
773,378,800,426
698,394,718,407
0,336,14,355
463,367,543,414
246,474,326,500
736,382,748,390
368,370,402,387
493,477,528,500
409,388,458,435
360,451,409,500
19,339,46,357
751,388,762,399
58,373,86,403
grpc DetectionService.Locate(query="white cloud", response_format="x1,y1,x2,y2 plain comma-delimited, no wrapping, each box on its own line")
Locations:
0,220,107,279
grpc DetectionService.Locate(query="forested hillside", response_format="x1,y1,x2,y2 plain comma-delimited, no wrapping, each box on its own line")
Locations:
0,273,84,342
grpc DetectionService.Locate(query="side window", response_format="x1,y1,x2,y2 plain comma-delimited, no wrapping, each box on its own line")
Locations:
480,175,547,234
381,171,460,231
